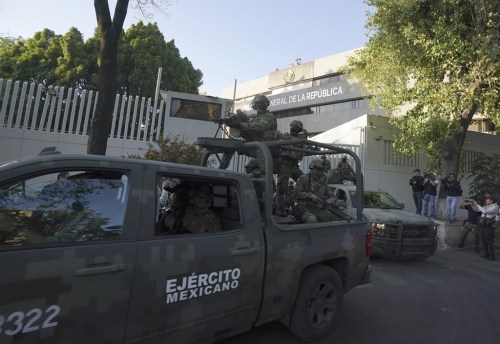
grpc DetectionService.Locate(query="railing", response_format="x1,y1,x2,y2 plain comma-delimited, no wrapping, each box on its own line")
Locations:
0,78,166,142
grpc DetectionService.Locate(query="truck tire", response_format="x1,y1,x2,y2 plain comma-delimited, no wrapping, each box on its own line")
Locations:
288,265,344,342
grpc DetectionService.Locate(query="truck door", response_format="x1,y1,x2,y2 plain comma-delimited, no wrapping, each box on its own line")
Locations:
126,173,265,343
0,162,142,343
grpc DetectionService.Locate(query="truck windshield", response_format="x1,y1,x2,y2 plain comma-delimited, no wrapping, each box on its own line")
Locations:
350,191,402,209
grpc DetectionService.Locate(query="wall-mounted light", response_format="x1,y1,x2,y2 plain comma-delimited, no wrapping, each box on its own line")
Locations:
369,121,377,129
375,135,383,141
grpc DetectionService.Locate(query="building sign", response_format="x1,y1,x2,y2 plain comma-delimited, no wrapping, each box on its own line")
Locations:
267,80,363,111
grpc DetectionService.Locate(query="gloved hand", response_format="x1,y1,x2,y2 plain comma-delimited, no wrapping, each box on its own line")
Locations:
326,197,337,204
226,116,241,128
308,193,320,202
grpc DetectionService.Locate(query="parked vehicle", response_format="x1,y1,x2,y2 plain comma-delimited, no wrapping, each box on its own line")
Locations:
0,138,371,343
328,184,438,259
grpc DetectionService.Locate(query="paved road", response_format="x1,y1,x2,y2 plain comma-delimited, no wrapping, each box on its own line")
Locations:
225,246,500,344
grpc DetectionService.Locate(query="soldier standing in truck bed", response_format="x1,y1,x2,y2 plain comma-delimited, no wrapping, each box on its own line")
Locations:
294,159,344,223
221,95,278,170
276,120,308,217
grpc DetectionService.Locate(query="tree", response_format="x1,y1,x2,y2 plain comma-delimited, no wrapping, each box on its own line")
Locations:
119,22,203,97
87,0,130,155
467,154,500,200
0,23,202,99
344,0,500,175
130,134,210,166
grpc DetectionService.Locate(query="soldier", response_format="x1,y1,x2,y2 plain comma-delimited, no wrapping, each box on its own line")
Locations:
337,156,356,185
321,155,331,172
245,158,265,200
221,94,278,169
157,182,221,234
293,158,344,223
276,120,308,217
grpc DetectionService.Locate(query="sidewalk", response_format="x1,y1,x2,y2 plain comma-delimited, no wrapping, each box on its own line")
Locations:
435,219,500,249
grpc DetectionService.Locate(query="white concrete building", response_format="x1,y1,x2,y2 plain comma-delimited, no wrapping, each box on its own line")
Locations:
221,50,500,215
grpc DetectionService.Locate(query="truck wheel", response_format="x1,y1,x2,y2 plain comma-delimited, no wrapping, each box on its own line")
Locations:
289,265,344,342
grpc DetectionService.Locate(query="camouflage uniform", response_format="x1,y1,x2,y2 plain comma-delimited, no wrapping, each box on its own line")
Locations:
337,156,356,185
158,183,221,234
293,159,343,223
321,155,331,172
276,120,307,216
221,95,278,169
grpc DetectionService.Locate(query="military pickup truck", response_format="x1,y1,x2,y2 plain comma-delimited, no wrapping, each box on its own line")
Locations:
0,138,371,343
328,184,438,259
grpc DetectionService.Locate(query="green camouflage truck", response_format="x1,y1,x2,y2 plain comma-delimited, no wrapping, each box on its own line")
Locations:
0,137,371,343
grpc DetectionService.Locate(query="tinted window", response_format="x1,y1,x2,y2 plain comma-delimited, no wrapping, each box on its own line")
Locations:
350,191,401,209
155,175,242,236
0,171,128,247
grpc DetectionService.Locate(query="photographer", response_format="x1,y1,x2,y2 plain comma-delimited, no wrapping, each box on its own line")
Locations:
442,173,462,224
458,197,482,250
474,195,499,260
409,169,425,214
423,172,439,218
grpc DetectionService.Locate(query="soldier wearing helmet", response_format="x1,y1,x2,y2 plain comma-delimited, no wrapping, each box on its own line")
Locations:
157,182,221,234
220,94,278,170
337,155,356,185
293,158,344,223
275,120,309,216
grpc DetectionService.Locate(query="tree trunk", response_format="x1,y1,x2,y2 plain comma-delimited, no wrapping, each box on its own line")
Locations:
87,0,129,155
435,104,478,220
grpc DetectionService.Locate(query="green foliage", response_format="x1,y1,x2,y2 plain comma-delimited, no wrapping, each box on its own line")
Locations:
344,0,500,173
130,134,209,166
0,23,203,97
467,154,500,199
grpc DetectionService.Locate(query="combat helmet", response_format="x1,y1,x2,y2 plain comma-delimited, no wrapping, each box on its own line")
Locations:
309,158,325,171
251,95,270,111
290,120,303,130
245,158,260,170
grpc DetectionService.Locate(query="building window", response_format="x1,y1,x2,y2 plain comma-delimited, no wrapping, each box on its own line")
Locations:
383,141,419,167
463,150,483,173
170,98,222,121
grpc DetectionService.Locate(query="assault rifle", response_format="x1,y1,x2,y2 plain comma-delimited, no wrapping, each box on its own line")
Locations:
314,193,352,222
213,110,248,126
213,110,248,138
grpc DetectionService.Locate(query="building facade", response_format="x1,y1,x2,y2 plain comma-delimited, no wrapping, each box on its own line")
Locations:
221,50,500,216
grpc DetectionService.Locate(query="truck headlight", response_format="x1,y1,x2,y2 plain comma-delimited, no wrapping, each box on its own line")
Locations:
370,222,386,230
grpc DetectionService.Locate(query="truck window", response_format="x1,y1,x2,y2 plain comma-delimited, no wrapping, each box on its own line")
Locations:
155,175,242,235
0,171,128,247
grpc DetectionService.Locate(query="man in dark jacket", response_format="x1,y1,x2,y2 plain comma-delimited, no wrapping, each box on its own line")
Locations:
423,172,439,218
442,173,462,224
458,197,482,251
409,169,425,214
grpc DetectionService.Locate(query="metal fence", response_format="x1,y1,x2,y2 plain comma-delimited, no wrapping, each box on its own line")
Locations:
0,78,166,142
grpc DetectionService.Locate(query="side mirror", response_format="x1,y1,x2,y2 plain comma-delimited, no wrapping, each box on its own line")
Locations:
398,203,405,209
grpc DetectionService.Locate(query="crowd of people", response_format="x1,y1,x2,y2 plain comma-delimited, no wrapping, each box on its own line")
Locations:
410,169,499,260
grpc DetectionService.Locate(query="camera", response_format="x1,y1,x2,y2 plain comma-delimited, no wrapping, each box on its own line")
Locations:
160,207,174,217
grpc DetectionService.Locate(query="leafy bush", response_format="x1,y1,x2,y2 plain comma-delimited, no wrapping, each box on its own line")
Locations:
130,134,209,166
467,154,500,200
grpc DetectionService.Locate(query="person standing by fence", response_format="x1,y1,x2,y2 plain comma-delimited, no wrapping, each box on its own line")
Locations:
409,169,425,215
